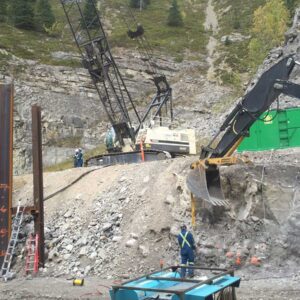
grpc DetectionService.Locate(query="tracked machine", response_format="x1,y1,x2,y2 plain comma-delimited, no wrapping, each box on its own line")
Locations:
187,55,300,207
60,0,196,166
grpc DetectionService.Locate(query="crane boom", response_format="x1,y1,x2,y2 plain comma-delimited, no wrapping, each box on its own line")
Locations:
60,0,141,146
61,0,174,149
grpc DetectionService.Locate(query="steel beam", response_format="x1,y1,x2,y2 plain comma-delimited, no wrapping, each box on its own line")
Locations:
0,83,13,266
31,105,45,268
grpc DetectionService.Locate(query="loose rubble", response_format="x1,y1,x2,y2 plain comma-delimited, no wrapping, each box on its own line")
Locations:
11,153,300,280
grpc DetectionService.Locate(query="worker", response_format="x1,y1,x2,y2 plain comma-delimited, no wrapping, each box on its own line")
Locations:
77,148,84,167
73,149,79,168
178,224,196,278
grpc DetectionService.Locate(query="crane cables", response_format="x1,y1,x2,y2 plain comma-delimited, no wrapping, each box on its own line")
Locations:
115,3,160,78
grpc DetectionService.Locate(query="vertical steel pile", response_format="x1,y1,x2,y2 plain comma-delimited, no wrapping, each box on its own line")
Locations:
31,105,45,268
0,83,13,266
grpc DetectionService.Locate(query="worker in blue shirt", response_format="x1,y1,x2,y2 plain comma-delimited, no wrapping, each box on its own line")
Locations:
178,224,196,278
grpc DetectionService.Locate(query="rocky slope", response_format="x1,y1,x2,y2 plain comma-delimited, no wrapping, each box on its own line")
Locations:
11,149,300,280
3,46,232,174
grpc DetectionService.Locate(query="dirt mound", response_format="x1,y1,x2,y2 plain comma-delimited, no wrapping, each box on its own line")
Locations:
11,153,300,279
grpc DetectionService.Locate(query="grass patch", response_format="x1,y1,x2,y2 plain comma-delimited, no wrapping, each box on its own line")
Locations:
0,23,77,67
0,0,209,67
44,144,107,172
44,159,74,172
106,0,208,57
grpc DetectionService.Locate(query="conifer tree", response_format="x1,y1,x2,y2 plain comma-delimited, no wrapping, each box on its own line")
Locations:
82,0,100,29
129,0,139,8
285,0,296,13
167,0,183,27
9,0,34,29
129,0,150,9
34,0,55,32
0,0,7,22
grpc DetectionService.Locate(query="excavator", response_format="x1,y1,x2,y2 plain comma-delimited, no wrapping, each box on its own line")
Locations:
60,0,196,166
187,54,300,207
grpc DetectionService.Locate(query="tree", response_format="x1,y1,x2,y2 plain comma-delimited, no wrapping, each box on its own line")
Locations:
285,0,296,13
9,0,34,29
34,0,55,32
0,0,8,22
248,0,289,66
167,0,183,27
129,0,150,9
82,0,100,29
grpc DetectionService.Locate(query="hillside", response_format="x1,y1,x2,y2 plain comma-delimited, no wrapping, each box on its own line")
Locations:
0,0,297,72
0,0,299,174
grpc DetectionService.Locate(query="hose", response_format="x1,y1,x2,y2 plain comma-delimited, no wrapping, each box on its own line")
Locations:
44,165,111,201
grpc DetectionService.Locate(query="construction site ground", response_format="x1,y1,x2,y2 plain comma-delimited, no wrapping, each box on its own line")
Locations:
3,148,300,299
1,275,300,299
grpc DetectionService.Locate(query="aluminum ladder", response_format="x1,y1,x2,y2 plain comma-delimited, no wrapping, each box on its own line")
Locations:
0,202,25,281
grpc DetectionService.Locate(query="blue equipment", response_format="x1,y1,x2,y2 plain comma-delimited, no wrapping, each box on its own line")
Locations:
110,266,240,300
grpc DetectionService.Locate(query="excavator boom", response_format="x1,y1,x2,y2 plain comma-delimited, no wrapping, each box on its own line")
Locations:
187,55,300,206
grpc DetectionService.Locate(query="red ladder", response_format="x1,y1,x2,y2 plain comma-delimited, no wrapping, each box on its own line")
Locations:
25,234,39,275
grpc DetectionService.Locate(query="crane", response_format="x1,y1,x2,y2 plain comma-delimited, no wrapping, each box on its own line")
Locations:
60,0,194,166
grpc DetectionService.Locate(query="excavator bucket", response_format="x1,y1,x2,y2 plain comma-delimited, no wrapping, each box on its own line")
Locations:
186,165,228,206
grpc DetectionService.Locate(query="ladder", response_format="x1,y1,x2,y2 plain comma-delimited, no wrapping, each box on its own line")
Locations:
25,233,39,276
0,203,25,281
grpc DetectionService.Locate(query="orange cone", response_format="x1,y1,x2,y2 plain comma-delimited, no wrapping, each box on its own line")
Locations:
235,253,241,266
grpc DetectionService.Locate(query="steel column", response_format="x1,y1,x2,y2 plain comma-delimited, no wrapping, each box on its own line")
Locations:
31,105,45,268
0,83,13,266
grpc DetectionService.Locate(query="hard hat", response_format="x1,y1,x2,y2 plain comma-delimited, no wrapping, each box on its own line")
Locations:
75,148,79,153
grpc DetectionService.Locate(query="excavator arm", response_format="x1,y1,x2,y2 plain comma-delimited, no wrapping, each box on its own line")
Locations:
187,55,300,206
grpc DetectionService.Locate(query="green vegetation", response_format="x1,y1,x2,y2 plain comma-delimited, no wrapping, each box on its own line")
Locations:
82,0,100,29
285,0,300,13
8,0,35,29
34,0,55,32
108,0,207,56
248,0,289,67
0,0,7,22
44,144,106,172
0,0,208,68
129,0,150,9
214,0,300,89
44,159,74,172
167,0,183,27
0,23,77,68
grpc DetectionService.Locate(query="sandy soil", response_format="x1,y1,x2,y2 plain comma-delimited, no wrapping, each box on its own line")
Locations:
1,275,300,300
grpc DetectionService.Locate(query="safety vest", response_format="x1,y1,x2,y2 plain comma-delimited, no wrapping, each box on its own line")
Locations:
180,232,191,248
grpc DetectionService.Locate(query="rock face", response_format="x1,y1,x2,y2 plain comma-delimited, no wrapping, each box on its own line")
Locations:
1,47,231,174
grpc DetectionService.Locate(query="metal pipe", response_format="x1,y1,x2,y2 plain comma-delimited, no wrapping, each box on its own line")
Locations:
146,275,202,284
